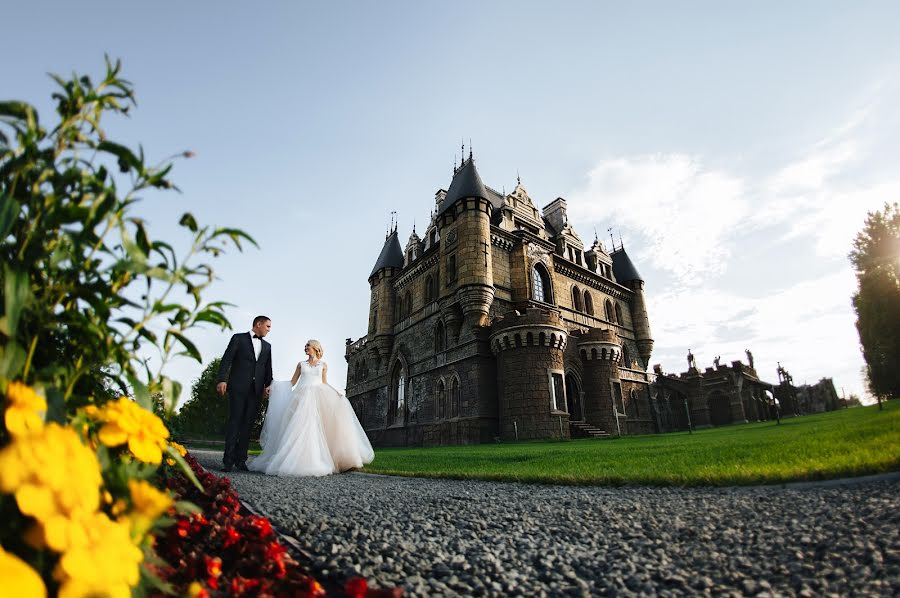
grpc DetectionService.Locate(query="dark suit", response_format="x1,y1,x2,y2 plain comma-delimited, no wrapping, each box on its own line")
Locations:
217,332,273,467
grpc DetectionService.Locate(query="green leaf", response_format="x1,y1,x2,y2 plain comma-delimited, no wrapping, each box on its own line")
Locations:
0,342,26,379
2,266,31,336
166,330,202,363
166,445,203,491
179,212,198,232
98,140,141,173
173,500,202,515
0,192,20,239
0,100,36,123
127,373,151,410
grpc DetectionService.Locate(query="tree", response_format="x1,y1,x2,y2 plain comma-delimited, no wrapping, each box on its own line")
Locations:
850,202,900,405
171,359,227,438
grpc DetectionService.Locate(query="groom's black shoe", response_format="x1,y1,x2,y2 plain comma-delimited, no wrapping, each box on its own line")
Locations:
235,462,249,472
223,463,233,472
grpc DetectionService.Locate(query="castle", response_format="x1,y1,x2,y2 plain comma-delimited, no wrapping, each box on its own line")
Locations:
345,153,656,446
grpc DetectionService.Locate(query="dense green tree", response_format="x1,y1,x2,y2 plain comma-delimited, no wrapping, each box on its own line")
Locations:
850,202,900,405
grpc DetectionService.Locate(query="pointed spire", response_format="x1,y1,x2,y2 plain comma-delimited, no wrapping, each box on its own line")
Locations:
608,227,615,249
461,138,465,164
516,169,521,186
469,138,473,161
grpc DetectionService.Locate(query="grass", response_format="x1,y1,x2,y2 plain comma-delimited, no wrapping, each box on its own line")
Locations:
361,401,900,486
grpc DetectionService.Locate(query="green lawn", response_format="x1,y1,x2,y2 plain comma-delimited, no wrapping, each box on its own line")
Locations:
362,401,900,486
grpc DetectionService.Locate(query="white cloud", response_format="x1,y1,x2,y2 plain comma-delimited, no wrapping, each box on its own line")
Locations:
568,154,748,286
565,95,898,403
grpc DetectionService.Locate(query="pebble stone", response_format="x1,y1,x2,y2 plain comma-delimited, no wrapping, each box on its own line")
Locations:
191,451,899,597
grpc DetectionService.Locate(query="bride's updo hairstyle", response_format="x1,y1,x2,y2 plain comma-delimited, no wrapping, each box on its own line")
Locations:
307,339,324,359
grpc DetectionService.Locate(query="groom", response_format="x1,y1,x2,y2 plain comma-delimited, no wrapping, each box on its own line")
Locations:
216,315,273,472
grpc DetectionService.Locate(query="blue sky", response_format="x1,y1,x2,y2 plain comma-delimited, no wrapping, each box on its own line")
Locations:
5,2,899,404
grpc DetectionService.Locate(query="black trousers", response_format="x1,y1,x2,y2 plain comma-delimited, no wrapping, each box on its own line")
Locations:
224,387,261,466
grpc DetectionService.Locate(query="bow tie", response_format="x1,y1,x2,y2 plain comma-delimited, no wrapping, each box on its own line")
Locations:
252,335,262,340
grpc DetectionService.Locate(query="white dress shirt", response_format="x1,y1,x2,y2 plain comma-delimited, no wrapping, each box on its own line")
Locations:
249,331,261,360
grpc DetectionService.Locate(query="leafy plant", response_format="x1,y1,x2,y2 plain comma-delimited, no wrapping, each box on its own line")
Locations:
0,56,255,420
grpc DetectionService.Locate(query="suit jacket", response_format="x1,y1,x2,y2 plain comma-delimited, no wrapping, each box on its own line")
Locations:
217,332,273,398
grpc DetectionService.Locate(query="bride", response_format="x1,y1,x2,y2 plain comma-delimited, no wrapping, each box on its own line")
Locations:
249,339,374,476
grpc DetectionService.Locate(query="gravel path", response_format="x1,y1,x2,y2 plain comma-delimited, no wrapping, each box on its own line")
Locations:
191,451,898,597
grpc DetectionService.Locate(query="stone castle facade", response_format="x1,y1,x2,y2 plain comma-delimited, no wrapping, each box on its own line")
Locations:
345,154,656,446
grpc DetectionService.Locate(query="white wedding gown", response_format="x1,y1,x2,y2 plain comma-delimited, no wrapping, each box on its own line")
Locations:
249,360,374,476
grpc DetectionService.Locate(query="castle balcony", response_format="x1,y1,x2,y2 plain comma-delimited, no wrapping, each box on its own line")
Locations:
557,306,631,336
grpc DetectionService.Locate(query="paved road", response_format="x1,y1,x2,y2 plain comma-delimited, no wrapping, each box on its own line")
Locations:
191,451,898,597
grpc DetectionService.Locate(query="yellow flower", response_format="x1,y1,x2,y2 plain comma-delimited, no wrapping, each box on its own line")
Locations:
127,479,173,538
187,581,209,598
54,512,143,598
0,423,102,552
4,381,47,438
169,440,187,457
0,546,47,598
88,397,170,464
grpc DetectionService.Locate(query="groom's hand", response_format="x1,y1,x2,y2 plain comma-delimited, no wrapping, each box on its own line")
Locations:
216,382,227,396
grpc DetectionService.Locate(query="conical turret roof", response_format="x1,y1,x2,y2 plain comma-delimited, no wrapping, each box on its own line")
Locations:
370,229,404,278
438,157,489,215
611,247,643,282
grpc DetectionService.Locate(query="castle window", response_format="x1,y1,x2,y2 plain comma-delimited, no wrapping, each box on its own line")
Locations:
630,389,640,418
532,264,552,303
435,320,445,352
622,344,631,368
615,302,623,326
575,251,582,267
447,254,457,285
567,246,575,262
549,370,566,412
435,379,446,420
430,229,438,246
389,361,406,426
571,286,583,312
425,275,435,303
370,309,377,333
584,291,594,316
605,299,615,323
449,376,460,418
403,290,412,319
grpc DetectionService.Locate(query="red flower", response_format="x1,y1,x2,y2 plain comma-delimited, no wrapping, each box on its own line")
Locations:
223,526,241,548
345,576,369,598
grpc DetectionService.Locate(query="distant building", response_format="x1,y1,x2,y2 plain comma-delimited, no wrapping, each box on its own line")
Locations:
651,351,778,431
345,154,655,446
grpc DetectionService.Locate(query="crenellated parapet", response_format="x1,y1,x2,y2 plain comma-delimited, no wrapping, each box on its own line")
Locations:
489,308,568,353
575,328,621,362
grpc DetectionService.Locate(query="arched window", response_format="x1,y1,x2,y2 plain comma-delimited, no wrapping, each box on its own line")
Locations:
571,286,583,312
584,291,594,316
424,275,434,303
605,299,615,322
532,264,552,303
630,389,640,417
449,377,460,418
435,320,445,352
435,379,446,420
615,302,623,326
389,361,406,425
622,344,631,368
404,290,412,319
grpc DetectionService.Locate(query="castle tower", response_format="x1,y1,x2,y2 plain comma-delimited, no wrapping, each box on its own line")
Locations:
576,328,623,435
611,247,654,367
436,154,495,331
490,308,570,440
367,227,404,371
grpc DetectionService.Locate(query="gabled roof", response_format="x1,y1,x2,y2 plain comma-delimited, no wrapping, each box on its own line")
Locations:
611,247,643,282
369,229,404,278
437,157,489,215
